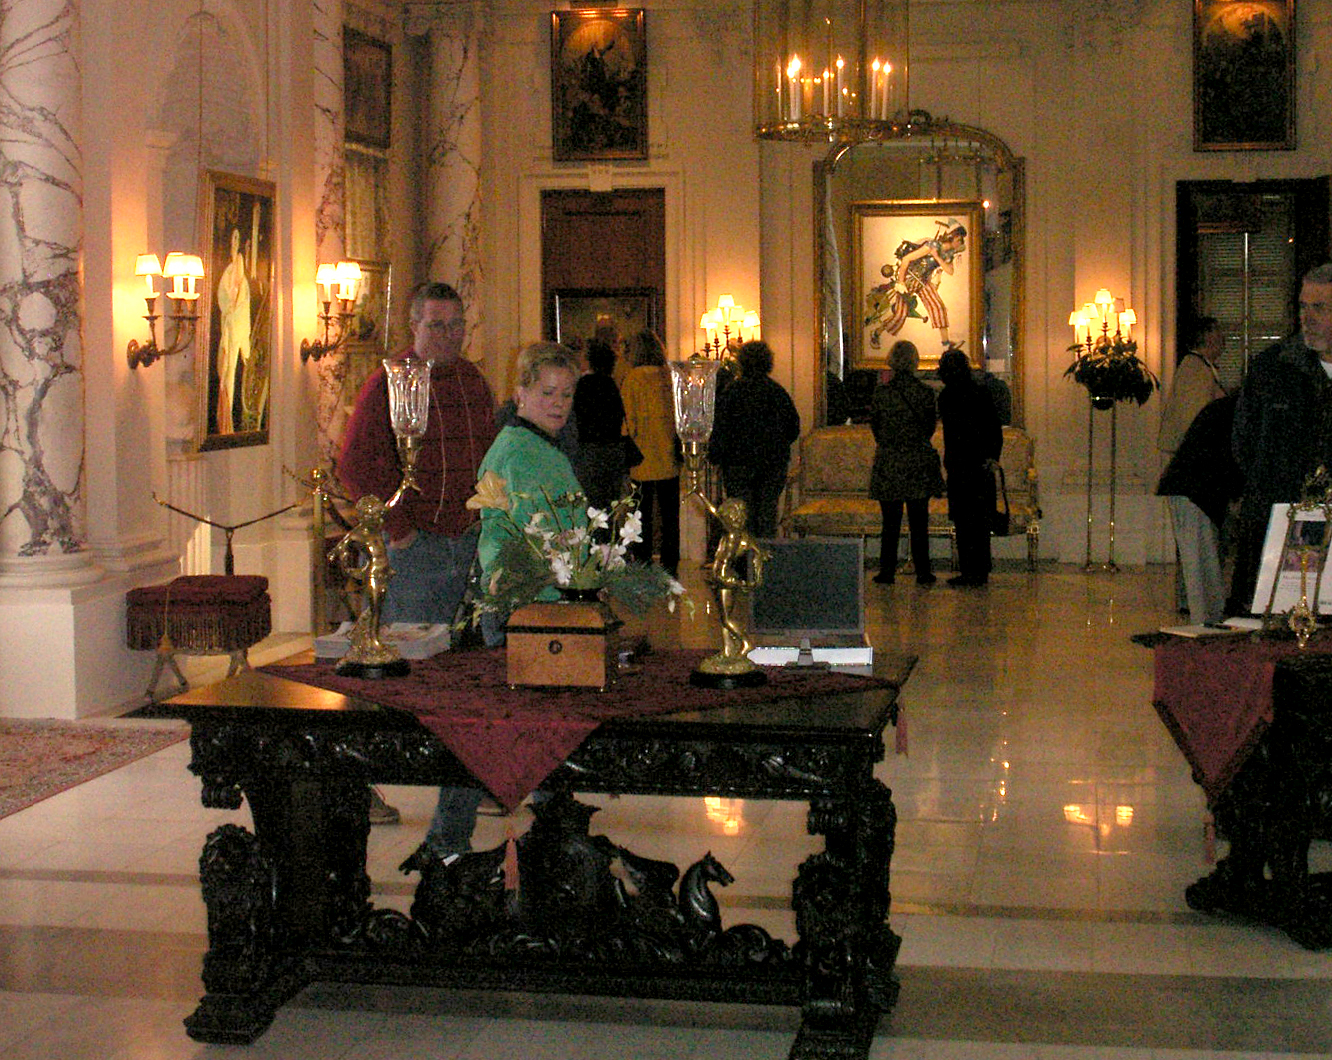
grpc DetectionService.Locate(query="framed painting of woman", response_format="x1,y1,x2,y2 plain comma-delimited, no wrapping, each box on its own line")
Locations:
196,170,275,451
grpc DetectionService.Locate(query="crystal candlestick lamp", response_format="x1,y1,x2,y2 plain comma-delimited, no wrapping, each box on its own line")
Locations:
331,356,432,678
669,355,768,689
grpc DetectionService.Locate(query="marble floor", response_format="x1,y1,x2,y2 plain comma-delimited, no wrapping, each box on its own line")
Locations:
2,563,1330,1059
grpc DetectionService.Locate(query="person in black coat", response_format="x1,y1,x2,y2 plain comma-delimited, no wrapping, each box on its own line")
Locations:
708,340,802,538
571,339,629,511
937,347,1002,586
869,341,944,585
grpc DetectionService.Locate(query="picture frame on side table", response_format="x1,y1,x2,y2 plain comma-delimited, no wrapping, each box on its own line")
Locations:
852,199,983,373
197,170,275,451
551,8,647,162
1194,0,1295,151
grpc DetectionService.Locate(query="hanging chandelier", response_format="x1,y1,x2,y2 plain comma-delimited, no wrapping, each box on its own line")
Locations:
753,0,910,142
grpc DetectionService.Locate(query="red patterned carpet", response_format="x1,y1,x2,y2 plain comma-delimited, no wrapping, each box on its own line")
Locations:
0,719,188,819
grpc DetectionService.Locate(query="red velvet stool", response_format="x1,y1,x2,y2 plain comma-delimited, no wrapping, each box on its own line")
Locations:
126,575,271,700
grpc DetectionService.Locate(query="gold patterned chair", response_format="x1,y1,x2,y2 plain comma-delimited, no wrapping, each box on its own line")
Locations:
785,423,1042,570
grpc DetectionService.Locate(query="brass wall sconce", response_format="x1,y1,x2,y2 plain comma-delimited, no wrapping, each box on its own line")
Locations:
126,252,204,369
698,294,760,358
300,260,363,363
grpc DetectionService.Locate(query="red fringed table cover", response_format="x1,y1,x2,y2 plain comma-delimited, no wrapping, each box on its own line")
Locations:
1153,632,1332,801
264,649,906,811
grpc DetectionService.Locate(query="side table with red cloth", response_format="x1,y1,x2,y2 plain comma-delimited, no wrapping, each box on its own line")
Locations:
264,648,914,811
126,575,272,701
1152,631,1332,802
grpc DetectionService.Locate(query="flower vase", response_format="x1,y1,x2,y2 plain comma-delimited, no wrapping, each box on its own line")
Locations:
1091,395,1115,411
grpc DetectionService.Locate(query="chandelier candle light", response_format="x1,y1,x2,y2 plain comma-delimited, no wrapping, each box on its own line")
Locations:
753,0,910,142
329,356,431,678
670,355,768,689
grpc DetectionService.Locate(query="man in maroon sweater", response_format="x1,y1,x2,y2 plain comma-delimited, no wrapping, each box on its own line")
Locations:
339,282,497,626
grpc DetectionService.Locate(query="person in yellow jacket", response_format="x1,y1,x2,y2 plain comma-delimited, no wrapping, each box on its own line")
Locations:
621,330,680,574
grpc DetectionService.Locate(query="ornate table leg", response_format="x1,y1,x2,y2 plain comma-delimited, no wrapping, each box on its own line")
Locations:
790,778,900,1059
184,729,374,1042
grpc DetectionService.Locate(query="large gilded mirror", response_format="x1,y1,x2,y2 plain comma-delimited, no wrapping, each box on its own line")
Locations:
815,116,1024,427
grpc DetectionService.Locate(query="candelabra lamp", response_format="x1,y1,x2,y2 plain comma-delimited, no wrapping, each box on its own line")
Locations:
698,295,760,359
1066,289,1154,572
330,356,431,678
670,354,768,689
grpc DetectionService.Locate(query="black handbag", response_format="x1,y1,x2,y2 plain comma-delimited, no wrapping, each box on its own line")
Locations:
989,461,1011,536
622,434,645,469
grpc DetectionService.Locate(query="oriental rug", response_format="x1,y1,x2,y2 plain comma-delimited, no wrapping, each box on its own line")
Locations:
0,719,188,820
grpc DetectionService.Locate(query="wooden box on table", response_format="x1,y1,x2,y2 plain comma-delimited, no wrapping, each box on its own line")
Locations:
505,601,615,690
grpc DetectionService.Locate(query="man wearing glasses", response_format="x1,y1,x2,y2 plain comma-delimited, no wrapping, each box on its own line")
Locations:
340,281,497,636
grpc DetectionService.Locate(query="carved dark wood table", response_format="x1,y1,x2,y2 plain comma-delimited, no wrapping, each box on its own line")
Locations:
1153,636,1332,948
144,653,910,1059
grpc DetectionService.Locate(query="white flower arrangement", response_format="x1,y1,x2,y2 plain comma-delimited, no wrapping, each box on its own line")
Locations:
465,470,688,618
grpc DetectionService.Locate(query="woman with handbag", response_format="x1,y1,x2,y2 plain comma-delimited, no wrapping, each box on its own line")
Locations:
572,337,634,511
621,330,681,575
869,341,945,585
938,347,1003,587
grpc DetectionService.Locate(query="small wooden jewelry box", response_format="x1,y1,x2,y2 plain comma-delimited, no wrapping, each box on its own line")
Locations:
505,601,616,690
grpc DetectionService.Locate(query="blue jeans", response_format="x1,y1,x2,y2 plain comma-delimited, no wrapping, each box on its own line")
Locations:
385,526,483,855
384,525,479,625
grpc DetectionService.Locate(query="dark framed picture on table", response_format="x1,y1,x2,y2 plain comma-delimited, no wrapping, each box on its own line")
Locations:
1194,0,1295,151
196,170,275,451
852,199,983,373
551,8,647,162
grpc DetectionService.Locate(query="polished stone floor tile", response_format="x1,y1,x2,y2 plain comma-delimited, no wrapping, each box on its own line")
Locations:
2,565,1330,1059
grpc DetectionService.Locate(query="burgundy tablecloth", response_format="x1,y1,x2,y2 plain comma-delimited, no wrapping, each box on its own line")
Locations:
263,649,902,810
1153,632,1332,801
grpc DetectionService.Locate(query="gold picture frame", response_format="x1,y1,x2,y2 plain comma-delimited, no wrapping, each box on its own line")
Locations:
1194,0,1295,152
344,28,391,150
852,200,983,372
551,8,647,162
197,170,275,451
340,259,394,410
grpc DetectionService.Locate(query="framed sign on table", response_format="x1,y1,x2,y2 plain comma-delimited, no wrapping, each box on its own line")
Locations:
852,200,983,372
197,170,275,451
1194,0,1295,151
550,8,647,162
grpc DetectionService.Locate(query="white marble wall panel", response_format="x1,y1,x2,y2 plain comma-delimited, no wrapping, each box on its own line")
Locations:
312,0,348,469
0,0,84,562
411,4,482,343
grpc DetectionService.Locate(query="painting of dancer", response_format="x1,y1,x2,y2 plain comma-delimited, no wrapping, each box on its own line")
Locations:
853,200,983,372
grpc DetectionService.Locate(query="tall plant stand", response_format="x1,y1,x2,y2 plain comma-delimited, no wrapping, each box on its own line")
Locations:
1082,397,1119,573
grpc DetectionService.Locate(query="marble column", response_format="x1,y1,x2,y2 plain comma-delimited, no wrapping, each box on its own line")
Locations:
409,3,482,341
311,0,347,470
0,0,87,574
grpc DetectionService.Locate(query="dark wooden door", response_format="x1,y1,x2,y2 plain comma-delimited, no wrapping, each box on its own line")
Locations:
1176,177,1330,385
541,189,665,349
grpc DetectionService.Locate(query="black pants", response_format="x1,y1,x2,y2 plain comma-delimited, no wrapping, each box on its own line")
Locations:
879,498,932,579
949,472,994,581
633,476,680,576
